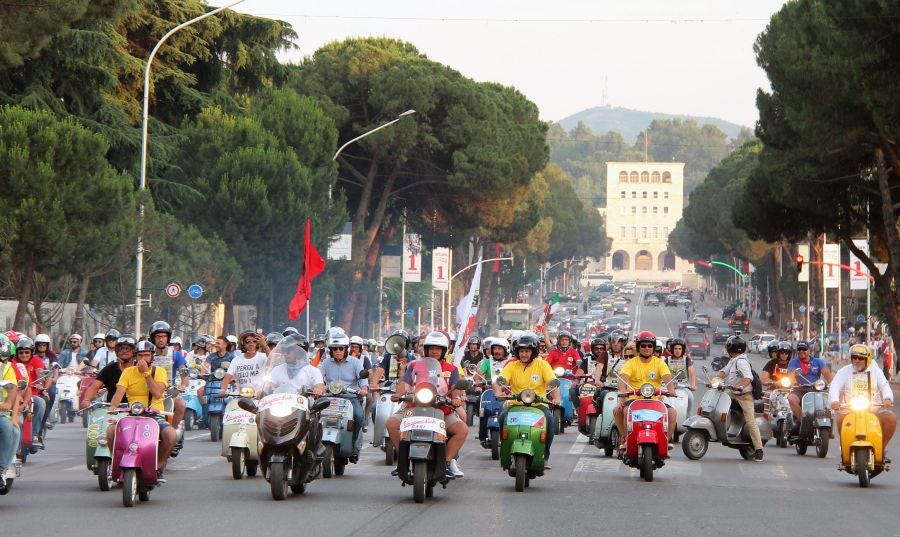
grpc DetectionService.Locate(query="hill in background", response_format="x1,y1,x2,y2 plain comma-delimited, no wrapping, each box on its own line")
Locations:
558,105,747,141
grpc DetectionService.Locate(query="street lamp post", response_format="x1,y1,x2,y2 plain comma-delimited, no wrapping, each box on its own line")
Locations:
134,0,248,337
540,260,567,302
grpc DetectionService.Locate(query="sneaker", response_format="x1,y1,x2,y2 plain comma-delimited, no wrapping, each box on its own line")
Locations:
390,467,399,477
543,463,552,470
32,438,43,449
449,459,464,478
156,470,167,483
444,462,456,480
754,449,764,462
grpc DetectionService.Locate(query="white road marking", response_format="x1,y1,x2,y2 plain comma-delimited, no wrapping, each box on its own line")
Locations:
567,434,589,454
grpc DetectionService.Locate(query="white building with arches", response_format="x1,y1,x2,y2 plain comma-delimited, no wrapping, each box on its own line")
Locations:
598,162,693,283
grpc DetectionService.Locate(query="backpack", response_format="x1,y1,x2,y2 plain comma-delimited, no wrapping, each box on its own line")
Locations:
740,357,764,399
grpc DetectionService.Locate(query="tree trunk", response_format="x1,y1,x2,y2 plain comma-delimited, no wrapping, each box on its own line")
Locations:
224,293,236,336
71,275,93,336
874,147,900,349
12,250,35,331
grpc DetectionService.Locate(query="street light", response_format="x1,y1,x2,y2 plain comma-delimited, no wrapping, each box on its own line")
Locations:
134,0,248,337
540,260,567,302
332,109,417,162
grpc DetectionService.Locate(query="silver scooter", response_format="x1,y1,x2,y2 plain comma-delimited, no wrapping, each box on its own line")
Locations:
372,379,401,465
787,369,831,458
681,366,771,460
764,377,794,448
662,370,693,443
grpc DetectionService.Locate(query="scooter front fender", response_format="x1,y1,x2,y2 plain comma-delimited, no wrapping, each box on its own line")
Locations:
510,438,534,457
682,415,718,441
119,452,140,468
636,428,659,445
816,418,832,429
229,429,249,450
408,442,433,460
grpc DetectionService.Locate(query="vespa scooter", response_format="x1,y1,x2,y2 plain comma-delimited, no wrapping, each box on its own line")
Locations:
496,377,560,491
836,371,891,487
619,382,670,482
222,385,259,479
788,370,831,458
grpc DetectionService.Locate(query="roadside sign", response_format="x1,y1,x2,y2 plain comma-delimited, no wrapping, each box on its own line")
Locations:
187,284,203,300
165,282,182,298
857,314,866,323
798,305,807,313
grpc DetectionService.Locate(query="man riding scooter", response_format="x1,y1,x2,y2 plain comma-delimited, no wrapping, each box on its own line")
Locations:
15,338,47,449
787,340,833,435
613,331,677,450
108,341,176,482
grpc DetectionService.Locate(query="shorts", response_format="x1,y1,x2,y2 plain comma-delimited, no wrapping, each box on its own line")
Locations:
153,416,171,430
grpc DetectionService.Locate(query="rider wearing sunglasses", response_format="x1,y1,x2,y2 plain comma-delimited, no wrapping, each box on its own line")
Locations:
613,331,676,449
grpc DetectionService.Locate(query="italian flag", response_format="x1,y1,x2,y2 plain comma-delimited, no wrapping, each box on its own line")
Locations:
535,293,561,332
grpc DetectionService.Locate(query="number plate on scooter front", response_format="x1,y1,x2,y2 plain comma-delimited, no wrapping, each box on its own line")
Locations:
400,416,444,434
507,413,544,427
630,409,663,422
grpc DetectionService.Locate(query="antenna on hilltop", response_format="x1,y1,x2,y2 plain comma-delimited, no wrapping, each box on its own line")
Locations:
601,76,609,107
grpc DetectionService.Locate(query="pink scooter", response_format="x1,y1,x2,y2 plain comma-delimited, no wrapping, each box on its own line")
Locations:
111,397,174,507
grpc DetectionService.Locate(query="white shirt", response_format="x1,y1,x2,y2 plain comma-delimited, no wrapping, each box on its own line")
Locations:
828,362,893,406
226,353,267,389
94,347,116,369
721,354,753,395
269,363,323,391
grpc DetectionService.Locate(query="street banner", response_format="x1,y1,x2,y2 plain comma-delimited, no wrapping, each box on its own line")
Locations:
452,256,483,365
402,233,422,283
432,247,450,290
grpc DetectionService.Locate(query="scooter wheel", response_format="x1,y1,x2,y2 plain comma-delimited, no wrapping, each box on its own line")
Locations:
322,446,333,478
385,442,396,466
183,410,194,431
122,468,138,507
855,448,870,488
681,430,708,460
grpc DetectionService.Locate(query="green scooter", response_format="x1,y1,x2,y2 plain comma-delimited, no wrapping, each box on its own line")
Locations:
84,400,125,491
496,377,560,492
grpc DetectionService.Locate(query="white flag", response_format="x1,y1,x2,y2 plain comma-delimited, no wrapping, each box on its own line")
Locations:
452,256,483,365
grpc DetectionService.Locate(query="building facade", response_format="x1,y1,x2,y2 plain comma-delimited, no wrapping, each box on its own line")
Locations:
599,162,693,283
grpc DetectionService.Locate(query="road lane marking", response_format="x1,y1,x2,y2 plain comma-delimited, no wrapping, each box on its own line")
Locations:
567,434,589,454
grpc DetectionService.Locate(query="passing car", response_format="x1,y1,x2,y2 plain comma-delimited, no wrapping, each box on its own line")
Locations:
728,312,750,331
685,332,709,359
692,313,711,328
678,321,702,338
665,294,679,307
613,299,629,314
645,295,660,307
712,325,733,344
751,333,778,354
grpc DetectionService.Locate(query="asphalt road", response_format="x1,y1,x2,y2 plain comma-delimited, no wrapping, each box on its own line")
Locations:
3,290,899,536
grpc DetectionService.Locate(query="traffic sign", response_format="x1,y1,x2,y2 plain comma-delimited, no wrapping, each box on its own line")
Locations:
187,284,203,300
405,309,414,317
798,305,807,313
165,282,182,298
394,309,402,316
857,314,866,323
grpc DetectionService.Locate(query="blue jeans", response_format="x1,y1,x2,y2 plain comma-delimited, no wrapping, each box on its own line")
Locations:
0,416,18,471
31,396,46,439
350,397,364,453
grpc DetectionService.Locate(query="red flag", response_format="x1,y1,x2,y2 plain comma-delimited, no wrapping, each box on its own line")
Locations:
288,218,326,320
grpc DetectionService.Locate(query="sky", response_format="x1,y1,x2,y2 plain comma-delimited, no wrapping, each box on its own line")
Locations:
211,0,787,127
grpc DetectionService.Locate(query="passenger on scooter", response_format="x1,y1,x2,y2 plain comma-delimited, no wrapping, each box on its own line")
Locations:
81,336,136,408
33,333,57,432
386,332,468,480
108,341,176,482
59,334,88,370
787,340,833,433
493,333,559,466
267,336,325,395
582,336,609,380
715,335,764,461
461,336,484,369
318,330,368,453
91,330,120,370
478,338,511,381
665,338,697,391
829,344,895,457
15,337,47,449
613,331,677,449
546,331,583,375
264,332,283,354
0,345,22,493
761,341,791,386
219,331,268,396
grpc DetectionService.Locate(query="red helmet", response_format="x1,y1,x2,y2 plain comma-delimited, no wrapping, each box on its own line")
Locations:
635,330,656,346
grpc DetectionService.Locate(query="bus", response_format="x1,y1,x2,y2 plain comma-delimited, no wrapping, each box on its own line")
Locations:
496,303,534,339
580,272,613,289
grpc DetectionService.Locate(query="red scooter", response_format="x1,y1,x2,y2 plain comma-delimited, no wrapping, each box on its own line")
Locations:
620,383,670,482
577,379,598,435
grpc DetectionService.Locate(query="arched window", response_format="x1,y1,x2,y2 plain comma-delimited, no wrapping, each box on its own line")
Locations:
629,171,639,183
619,171,628,183
662,171,672,183
641,171,650,183
651,171,661,183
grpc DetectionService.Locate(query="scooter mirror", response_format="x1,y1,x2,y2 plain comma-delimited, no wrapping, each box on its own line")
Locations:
496,376,508,387
310,398,331,413
454,379,472,391
237,397,258,414
358,369,370,380
17,379,27,390
547,378,561,389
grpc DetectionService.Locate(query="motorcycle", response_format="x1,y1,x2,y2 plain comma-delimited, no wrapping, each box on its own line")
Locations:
372,380,402,465
764,377,794,448
788,370,831,458
111,387,180,507
496,377,561,491
56,367,81,424
681,367,772,461
203,361,230,442
319,370,369,478
396,380,468,503
178,367,205,431
222,385,260,479
619,382,670,482
837,370,891,487
662,371,692,443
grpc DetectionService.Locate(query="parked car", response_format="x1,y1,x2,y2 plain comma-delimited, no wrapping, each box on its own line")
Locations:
712,325,733,344
685,332,710,359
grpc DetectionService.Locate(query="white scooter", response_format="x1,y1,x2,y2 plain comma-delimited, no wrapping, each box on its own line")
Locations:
662,370,693,442
372,380,401,465
222,387,260,479
56,368,81,424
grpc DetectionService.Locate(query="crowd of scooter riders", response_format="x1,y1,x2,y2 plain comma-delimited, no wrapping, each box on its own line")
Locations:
0,317,895,498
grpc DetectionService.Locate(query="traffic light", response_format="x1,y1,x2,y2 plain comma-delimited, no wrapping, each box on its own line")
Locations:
795,254,804,272
813,311,824,327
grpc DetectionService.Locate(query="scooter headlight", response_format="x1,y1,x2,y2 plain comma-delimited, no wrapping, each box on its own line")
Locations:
849,395,870,411
780,377,791,388
129,402,145,415
553,367,566,377
269,401,294,418
520,389,536,404
709,377,722,388
239,386,256,398
814,379,826,391
328,382,344,396
640,383,655,398
414,387,435,405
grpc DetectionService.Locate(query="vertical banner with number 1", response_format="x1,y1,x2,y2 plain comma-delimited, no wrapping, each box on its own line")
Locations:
403,233,422,282
432,247,449,290
823,243,840,288
849,239,869,290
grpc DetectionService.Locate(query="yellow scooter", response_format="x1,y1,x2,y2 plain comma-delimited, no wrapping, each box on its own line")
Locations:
838,371,890,487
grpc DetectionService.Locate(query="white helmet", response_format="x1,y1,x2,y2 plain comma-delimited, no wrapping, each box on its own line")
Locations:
489,337,510,357
422,331,449,355
34,333,51,345
171,336,183,346
226,335,238,345
93,332,106,341
328,327,350,348
349,335,365,346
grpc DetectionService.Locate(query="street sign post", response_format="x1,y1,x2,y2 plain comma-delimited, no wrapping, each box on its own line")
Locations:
187,284,203,300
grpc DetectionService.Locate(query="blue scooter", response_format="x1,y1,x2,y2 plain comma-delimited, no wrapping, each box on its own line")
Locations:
473,361,505,459
203,363,230,442
178,367,205,431
552,367,581,434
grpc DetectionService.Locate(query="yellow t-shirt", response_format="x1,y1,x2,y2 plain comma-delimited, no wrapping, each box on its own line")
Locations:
619,356,671,400
1,363,17,402
117,365,168,410
499,359,557,405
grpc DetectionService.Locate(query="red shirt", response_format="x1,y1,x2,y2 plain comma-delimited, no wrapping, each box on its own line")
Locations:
546,348,580,372
18,357,44,396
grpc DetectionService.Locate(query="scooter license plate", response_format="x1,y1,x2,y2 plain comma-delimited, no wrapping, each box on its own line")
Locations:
507,413,544,427
630,409,663,422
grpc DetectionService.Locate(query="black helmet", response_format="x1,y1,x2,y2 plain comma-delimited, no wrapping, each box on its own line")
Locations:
796,340,810,351
609,331,627,345
149,321,171,339
266,332,284,346
282,327,299,337
467,336,480,346
777,341,792,353
725,335,747,354
668,337,686,352
515,333,540,356
590,336,608,348
767,340,780,354
105,328,121,341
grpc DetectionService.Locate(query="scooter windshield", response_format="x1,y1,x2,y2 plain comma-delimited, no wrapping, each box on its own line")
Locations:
259,335,311,395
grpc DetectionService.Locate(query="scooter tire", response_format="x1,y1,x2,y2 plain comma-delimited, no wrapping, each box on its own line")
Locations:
855,448,870,488
97,458,112,491
334,458,346,476
246,461,258,477
641,444,654,482
82,410,89,428
777,426,788,448
489,429,500,461
553,407,564,435
322,446,333,478
209,414,222,442
816,429,829,458
466,403,476,426
681,430,708,460
231,447,245,480
269,463,288,500
413,460,427,503
795,441,808,456
184,410,194,432
385,442,395,466
123,468,137,507
514,454,527,492
607,427,621,458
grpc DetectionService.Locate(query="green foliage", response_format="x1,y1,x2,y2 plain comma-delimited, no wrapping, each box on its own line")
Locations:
558,105,747,142
0,0,92,69
638,119,731,194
